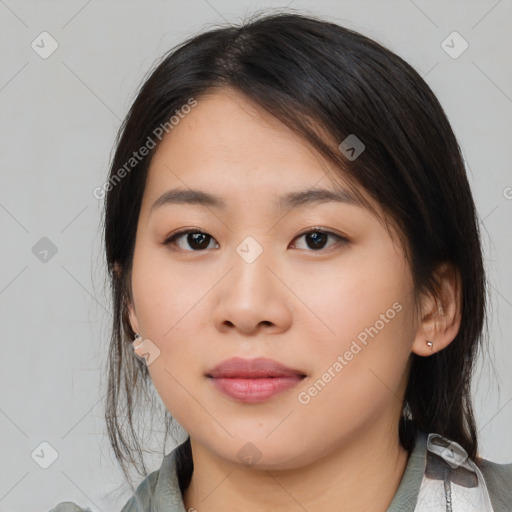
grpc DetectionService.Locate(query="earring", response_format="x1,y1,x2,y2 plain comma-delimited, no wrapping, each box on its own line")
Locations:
426,340,433,350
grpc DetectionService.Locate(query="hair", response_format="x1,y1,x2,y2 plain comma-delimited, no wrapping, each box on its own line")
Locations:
101,10,488,493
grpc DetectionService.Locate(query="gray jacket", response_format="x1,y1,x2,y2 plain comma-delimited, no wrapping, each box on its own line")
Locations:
49,431,512,512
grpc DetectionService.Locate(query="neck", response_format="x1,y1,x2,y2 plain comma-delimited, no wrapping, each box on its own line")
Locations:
182,421,410,512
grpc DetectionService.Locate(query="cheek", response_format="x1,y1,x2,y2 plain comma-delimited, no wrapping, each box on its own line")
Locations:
131,244,208,340
291,243,415,420
294,245,412,353
132,264,210,431
292,291,413,445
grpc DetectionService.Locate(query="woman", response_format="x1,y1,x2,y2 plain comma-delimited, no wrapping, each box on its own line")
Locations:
51,11,512,512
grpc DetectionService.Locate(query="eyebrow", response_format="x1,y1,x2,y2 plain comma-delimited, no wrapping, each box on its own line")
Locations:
150,186,362,214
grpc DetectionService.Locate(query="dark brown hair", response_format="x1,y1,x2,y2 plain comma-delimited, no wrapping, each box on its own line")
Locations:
101,10,488,492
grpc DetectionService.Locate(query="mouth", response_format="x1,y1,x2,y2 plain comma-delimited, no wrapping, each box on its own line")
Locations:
206,357,307,403
207,356,306,378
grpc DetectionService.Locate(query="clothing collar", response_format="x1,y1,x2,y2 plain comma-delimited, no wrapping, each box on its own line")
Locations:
151,431,429,512
387,430,427,511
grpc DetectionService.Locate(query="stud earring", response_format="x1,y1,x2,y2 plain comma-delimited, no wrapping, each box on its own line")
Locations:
426,340,433,350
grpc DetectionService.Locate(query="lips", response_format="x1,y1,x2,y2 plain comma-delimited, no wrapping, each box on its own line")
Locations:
207,357,306,379
206,357,306,403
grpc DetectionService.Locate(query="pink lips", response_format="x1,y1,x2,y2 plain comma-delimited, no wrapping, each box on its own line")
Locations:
207,357,306,403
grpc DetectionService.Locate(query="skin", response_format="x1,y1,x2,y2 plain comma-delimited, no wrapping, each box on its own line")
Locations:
127,87,462,512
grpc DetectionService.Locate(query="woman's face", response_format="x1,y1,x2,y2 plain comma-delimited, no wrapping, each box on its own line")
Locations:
127,88,421,469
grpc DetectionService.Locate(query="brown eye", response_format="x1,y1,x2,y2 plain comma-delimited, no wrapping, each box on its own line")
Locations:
164,230,219,251
292,230,348,251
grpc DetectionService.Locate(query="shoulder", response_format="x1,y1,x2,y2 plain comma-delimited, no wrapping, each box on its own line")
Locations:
119,446,186,511
119,467,161,512
48,470,160,512
476,456,512,512
48,446,184,512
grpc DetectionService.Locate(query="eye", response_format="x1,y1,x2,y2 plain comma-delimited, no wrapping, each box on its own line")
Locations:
291,229,348,251
162,228,348,252
163,229,219,251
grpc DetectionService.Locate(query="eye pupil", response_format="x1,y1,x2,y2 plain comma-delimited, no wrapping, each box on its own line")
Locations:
188,232,210,249
306,231,328,249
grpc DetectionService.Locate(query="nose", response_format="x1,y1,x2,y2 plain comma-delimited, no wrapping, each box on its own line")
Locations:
212,243,293,336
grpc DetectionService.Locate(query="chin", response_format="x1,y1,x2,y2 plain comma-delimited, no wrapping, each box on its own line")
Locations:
210,437,312,472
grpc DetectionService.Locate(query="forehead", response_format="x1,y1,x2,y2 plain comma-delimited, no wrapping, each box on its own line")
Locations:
151,89,327,179
142,88,378,217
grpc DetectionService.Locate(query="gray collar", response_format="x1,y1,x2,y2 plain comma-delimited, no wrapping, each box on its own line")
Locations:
150,431,428,512
386,430,427,511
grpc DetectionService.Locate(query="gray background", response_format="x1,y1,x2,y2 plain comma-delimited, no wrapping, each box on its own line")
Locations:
0,1,511,511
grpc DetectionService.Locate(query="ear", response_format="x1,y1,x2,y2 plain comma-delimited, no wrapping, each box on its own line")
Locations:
411,262,462,357
127,299,140,337
116,261,140,336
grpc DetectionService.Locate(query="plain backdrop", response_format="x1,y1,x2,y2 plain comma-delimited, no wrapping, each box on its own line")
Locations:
0,1,511,511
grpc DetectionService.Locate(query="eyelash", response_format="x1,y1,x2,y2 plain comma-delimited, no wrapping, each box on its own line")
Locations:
162,228,349,253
